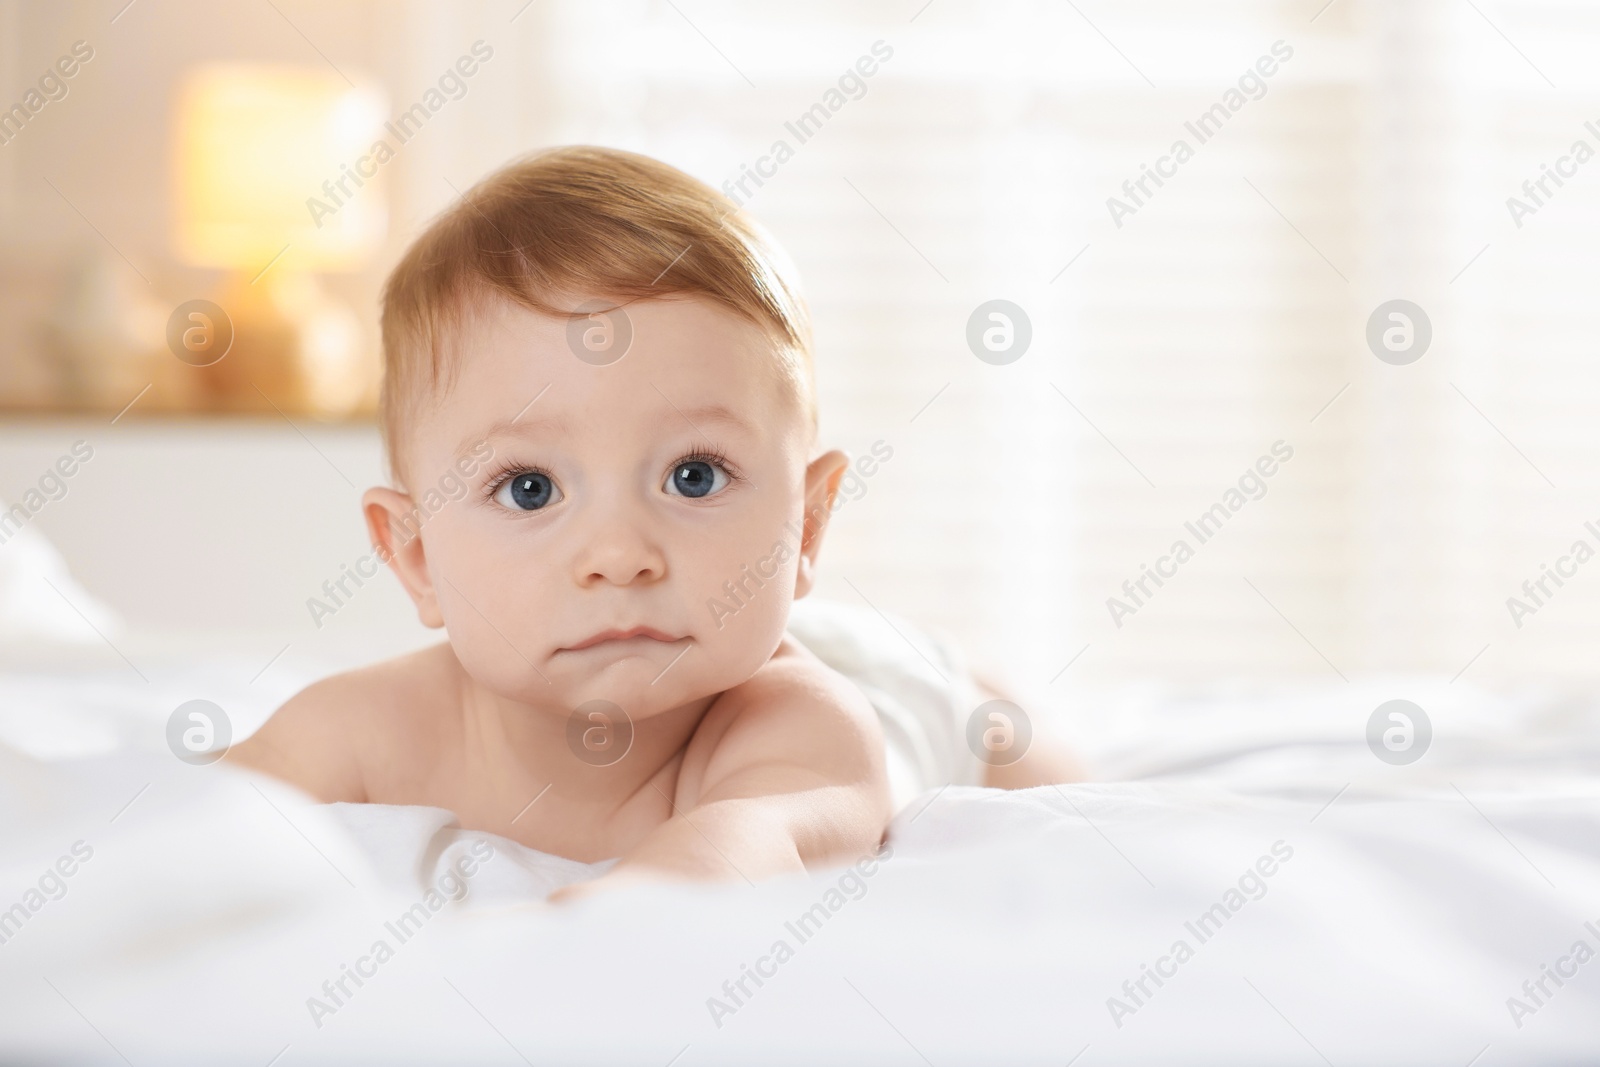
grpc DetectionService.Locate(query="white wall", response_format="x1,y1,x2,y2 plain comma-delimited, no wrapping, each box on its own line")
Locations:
0,418,436,668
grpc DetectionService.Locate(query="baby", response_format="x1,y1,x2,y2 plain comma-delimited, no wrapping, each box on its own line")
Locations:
234,146,1069,898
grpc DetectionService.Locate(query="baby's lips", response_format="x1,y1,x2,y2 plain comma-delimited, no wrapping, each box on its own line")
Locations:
561,626,682,651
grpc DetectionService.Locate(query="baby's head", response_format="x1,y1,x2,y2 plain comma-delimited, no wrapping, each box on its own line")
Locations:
365,146,850,723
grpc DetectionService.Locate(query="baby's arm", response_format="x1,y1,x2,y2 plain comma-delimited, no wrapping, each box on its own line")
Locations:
568,654,892,896
228,676,369,803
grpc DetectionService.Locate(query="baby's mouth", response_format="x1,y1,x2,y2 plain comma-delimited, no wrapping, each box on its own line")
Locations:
560,626,683,652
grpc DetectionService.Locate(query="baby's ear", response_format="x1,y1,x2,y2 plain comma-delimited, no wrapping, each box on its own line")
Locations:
362,487,444,628
794,450,850,599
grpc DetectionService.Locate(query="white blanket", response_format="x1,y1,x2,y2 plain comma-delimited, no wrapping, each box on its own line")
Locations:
2,653,1599,1064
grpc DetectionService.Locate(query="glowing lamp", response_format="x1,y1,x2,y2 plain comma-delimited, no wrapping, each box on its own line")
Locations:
172,64,386,413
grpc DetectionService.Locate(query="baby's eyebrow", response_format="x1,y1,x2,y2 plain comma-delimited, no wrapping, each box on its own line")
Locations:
454,412,572,461
668,403,757,436
453,403,756,462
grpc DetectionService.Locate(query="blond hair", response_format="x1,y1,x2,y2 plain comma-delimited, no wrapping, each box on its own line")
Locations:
378,145,814,481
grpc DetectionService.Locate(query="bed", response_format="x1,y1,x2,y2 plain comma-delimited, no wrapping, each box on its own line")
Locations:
2,616,1598,1066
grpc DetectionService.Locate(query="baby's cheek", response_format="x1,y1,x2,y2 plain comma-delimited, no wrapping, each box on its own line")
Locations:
693,527,793,607
443,606,549,701
690,541,796,666
429,524,558,668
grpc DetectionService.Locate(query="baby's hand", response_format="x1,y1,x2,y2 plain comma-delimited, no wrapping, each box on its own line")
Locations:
598,647,893,886
546,867,663,906
546,881,595,906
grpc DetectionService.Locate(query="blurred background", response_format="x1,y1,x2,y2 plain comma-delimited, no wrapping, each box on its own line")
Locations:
2,0,1599,701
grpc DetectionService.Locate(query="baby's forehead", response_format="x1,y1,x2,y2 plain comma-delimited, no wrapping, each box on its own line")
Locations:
422,293,807,461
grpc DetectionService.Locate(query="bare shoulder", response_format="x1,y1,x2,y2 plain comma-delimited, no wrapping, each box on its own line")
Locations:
228,642,459,803
684,636,887,799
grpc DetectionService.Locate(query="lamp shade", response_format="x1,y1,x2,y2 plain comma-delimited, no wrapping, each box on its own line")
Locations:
174,63,387,272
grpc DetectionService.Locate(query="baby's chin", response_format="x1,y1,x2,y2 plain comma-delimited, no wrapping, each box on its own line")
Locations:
468,641,767,721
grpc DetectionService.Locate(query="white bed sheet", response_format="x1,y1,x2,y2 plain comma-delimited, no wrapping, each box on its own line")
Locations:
2,658,1598,1066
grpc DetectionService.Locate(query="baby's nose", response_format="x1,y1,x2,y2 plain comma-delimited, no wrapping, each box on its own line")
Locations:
571,502,666,587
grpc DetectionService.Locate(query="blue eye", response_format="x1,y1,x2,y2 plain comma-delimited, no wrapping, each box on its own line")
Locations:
494,471,560,511
666,460,728,499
